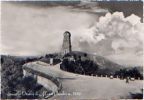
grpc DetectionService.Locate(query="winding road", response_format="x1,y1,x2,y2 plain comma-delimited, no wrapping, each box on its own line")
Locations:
23,61,143,99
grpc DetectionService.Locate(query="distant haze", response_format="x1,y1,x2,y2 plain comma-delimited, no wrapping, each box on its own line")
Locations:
1,1,143,66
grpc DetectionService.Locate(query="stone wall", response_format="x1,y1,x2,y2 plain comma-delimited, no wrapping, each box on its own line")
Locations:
23,67,62,94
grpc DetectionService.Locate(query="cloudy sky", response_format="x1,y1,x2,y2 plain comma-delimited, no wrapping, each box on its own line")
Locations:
1,1,143,66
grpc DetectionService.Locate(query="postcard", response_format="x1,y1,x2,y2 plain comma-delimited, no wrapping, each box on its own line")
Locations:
1,0,143,99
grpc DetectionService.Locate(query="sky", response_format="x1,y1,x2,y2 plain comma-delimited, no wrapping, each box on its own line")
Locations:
1,1,143,66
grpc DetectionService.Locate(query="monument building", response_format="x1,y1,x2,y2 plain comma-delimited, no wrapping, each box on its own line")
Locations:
62,31,72,55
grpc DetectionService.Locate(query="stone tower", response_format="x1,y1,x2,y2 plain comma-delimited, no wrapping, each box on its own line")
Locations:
62,31,72,55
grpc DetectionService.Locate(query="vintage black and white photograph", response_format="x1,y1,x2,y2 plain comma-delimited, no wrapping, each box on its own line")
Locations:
1,0,143,99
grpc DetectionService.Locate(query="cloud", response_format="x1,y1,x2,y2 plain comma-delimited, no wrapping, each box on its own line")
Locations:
87,12,143,54
1,2,99,56
1,2,143,66
80,12,143,66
